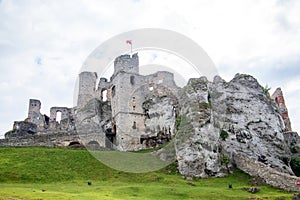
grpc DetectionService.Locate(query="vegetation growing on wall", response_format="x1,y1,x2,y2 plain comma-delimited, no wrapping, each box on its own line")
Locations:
220,130,229,141
291,157,300,177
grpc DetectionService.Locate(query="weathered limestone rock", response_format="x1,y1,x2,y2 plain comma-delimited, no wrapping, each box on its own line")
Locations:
176,74,293,179
176,77,228,178
219,74,292,174
284,132,300,156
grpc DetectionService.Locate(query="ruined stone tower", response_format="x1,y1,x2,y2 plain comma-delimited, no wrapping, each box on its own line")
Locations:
109,53,145,150
27,99,45,129
77,71,98,109
113,53,139,76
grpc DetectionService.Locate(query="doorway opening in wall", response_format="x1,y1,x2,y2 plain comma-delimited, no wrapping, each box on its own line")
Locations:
105,133,116,149
105,125,116,149
56,111,62,123
102,89,108,101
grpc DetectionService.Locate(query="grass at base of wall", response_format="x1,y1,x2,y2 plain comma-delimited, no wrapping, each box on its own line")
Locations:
0,147,294,200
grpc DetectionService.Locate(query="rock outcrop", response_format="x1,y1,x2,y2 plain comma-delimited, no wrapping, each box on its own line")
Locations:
176,74,295,187
272,87,292,131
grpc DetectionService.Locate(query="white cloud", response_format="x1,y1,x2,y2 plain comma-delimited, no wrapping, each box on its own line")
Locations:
0,0,300,137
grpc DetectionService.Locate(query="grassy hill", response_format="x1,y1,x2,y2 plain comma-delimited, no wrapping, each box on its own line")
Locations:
0,147,294,199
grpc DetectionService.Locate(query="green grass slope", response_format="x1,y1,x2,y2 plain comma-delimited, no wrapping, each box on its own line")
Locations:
0,147,294,199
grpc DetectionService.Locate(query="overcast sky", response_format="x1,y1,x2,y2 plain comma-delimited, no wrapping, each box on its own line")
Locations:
0,0,300,138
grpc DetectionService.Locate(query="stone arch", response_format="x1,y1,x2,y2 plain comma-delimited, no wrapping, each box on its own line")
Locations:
87,140,100,150
56,111,62,123
68,141,80,146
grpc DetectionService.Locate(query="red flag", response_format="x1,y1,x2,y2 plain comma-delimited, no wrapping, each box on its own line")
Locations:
126,40,132,45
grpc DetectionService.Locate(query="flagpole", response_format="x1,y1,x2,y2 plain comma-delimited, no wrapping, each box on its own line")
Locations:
126,40,133,54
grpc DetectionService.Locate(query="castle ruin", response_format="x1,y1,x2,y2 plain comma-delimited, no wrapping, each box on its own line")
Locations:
3,53,180,151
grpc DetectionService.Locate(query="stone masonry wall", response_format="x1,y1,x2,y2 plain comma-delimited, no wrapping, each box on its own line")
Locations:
77,71,98,109
27,99,45,130
234,154,300,192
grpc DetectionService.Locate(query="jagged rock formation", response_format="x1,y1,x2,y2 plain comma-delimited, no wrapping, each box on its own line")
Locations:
175,74,298,190
176,77,227,178
284,132,300,155
272,87,292,131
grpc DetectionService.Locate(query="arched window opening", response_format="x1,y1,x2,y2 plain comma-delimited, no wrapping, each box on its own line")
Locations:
56,111,62,123
102,89,108,101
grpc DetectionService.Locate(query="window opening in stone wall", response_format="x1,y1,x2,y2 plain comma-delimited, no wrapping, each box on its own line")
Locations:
56,111,62,123
149,86,154,91
133,105,136,111
102,89,108,101
133,121,136,129
130,76,135,85
112,85,116,97
44,115,50,126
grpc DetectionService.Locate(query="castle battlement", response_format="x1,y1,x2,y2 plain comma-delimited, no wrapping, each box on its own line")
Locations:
113,53,139,76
